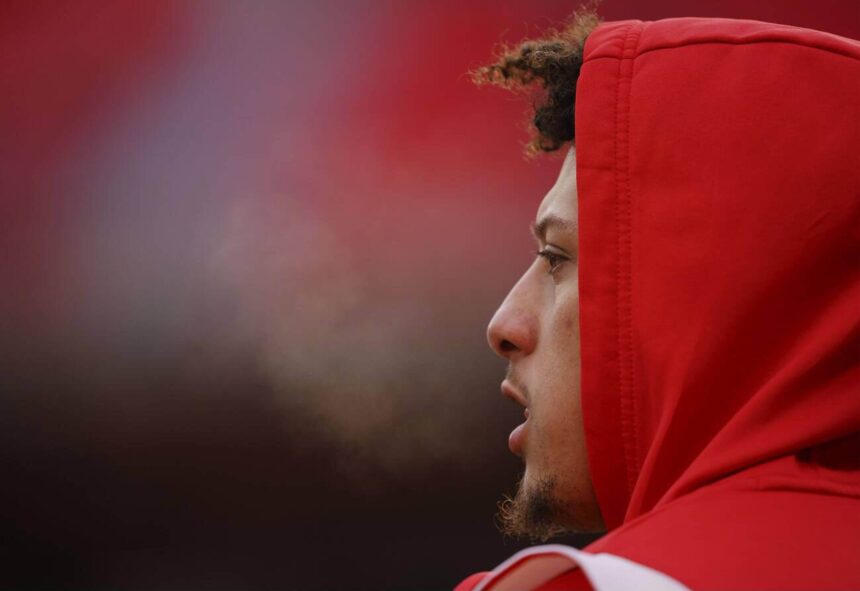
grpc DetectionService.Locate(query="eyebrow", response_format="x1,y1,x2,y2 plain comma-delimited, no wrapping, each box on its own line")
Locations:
530,214,576,244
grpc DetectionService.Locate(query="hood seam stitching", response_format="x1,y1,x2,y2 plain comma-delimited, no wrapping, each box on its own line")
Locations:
615,22,643,513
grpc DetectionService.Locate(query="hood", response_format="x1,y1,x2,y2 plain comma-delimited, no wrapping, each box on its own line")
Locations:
575,17,860,531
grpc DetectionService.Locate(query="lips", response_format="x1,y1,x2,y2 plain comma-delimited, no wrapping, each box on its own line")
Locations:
508,407,529,456
501,380,529,456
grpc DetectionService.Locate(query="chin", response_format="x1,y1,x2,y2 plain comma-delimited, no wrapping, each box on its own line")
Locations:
526,469,606,534
499,471,604,542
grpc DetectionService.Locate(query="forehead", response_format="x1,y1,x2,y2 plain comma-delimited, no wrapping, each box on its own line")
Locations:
537,147,578,226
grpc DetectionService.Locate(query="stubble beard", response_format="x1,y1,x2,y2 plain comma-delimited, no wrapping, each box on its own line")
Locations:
497,474,571,543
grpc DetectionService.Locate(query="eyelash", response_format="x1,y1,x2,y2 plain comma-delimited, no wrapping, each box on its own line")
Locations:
535,249,568,274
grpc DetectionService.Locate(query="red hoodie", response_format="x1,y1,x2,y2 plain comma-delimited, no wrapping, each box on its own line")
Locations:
457,17,860,591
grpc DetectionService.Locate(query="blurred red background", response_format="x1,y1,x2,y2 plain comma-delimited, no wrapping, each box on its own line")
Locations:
1,1,857,589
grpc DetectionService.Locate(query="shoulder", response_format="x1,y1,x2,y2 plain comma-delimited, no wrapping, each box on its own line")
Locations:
454,544,688,591
456,488,860,590
588,487,860,590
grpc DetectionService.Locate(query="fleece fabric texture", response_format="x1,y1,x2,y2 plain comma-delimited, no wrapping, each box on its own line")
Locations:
457,17,860,591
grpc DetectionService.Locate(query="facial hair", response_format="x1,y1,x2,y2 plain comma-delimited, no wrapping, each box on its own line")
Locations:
497,474,570,543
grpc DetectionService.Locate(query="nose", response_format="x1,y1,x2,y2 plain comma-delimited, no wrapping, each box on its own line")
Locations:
486,275,538,359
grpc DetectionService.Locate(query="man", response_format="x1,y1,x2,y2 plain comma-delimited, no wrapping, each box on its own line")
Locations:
457,11,860,591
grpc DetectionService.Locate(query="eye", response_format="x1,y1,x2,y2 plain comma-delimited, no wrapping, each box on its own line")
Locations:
535,248,569,274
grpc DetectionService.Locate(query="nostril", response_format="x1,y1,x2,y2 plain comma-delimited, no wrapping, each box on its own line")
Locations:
500,339,518,353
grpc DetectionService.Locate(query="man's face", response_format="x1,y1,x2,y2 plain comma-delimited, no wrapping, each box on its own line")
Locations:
487,148,604,538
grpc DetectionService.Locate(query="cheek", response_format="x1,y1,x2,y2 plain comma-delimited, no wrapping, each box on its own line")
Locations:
541,285,581,410
531,277,581,421
564,315,576,332
549,283,581,346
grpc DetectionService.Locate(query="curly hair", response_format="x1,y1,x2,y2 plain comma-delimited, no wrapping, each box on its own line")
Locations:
472,7,601,157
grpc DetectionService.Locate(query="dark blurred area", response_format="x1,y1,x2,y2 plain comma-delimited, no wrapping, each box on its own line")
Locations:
1,1,857,589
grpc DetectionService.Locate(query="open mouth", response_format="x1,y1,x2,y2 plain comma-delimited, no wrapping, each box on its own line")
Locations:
501,380,529,456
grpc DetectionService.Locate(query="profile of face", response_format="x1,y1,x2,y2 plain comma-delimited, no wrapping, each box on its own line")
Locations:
487,147,605,539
